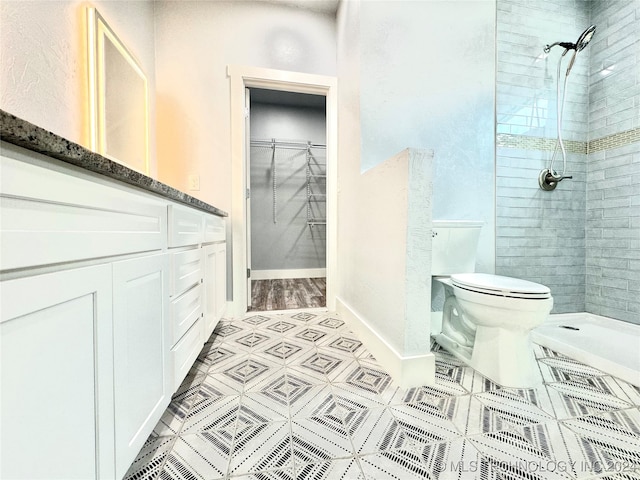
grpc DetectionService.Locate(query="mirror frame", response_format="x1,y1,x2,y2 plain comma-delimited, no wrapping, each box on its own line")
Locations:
87,6,149,174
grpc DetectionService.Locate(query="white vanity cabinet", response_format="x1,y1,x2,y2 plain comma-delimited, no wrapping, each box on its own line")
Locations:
167,205,227,390
204,241,227,338
0,143,227,480
0,265,116,480
112,254,170,479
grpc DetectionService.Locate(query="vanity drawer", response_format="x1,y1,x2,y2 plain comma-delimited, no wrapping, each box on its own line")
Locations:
170,284,202,345
171,319,204,390
203,214,225,243
168,204,203,248
1,154,165,270
170,248,203,296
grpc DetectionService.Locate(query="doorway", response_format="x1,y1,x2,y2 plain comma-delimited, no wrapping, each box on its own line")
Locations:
228,65,337,318
248,89,327,311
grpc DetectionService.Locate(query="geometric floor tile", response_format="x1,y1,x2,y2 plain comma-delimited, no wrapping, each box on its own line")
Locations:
261,341,303,361
468,421,575,480
232,469,296,479
228,421,293,475
299,351,344,376
472,388,556,431
390,402,462,446
345,365,393,395
547,377,634,419
181,395,241,434
160,432,232,480
291,312,318,322
124,435,176,480
237,391,290,425
125,311,640,480
539,356,607,384
325,336,363,354
266,320,297,334
235,332,272,349
223,358,272,384
560,409,640,478
344,407,413,455
332,382,386,412
359,449,434,479
198,345,239,369
291,415,354,464
415,437,483,479
243,315,271,326
213,323,243,337
295,328,327,343
289,384,339,419
294,458,363,480
316,317,346,330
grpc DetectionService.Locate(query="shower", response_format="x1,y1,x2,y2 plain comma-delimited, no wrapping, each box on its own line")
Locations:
538,25,596,191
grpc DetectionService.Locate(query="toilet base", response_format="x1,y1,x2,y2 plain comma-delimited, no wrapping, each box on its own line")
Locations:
435,327,542,389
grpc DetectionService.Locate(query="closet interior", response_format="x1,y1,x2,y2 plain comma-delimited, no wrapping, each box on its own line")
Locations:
248,89,327,311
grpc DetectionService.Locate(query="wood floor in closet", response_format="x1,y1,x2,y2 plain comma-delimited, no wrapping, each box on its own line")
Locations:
250,277,326,311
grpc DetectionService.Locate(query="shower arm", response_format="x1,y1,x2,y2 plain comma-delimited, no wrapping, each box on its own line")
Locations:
543,42,575,53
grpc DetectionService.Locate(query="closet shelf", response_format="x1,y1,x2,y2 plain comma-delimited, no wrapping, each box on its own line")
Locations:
307,220,327,228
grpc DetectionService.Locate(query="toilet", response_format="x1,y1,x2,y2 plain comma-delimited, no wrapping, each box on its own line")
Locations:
432,221,553,388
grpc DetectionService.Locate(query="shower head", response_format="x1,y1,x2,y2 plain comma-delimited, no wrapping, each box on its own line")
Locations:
543,25,596,76
576,25,596,51
543,25,597,54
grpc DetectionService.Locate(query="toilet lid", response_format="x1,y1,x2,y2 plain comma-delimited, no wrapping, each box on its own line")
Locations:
451,273,551,299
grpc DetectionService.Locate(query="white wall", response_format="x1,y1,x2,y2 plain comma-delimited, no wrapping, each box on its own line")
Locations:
0,0,157,176
154,1,337,212
250,102,326,271
359,0,496,275
337,2,435,387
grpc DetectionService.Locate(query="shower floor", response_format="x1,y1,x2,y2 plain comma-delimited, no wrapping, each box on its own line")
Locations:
532,312,640,387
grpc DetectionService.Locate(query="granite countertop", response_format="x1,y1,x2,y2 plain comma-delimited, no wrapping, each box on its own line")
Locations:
0,109,228,217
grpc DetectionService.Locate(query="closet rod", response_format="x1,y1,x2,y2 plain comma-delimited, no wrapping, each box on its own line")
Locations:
250,138,326,150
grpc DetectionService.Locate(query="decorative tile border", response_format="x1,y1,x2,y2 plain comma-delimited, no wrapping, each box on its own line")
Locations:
497,133,587,154
588,127,640,153
497,127,640,154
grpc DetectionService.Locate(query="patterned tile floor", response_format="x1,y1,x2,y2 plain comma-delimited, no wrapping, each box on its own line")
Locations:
125,312,640,480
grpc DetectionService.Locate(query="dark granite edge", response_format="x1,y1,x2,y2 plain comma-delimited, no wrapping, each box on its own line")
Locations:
0,109,228,217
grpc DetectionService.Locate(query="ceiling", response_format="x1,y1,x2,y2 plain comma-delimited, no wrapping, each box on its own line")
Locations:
251,0,340,15
250,88,326,108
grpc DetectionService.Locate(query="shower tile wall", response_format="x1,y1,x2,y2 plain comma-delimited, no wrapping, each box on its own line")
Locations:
496,0,590,313
497,0,640,322
586,0,640,324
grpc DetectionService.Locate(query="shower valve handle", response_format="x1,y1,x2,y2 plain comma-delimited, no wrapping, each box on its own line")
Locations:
538,169,572,191
552,174,572,182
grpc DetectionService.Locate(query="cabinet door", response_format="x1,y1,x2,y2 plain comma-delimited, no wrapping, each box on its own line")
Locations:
214,243,227,321
1,265,114,480
203,243,227,340
112,254,170,479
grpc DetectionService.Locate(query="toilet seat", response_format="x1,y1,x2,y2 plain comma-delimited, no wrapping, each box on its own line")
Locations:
451,273,551,300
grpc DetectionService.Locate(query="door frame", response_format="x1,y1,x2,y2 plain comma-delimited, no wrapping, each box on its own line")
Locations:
227,65,337,317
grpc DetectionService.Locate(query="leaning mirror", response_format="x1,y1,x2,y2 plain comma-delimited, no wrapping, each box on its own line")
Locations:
87,7,149,174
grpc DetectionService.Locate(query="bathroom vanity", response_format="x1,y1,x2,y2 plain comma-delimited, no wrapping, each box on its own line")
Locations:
0,111,227,480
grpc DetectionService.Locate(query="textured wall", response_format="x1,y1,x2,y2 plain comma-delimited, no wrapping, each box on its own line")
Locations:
249,102,326,271
359,0,496,274
586,0,640,324
154,0,336,212
0,0,157,175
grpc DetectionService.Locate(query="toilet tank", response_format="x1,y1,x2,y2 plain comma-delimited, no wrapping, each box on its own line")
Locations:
432,221,483,275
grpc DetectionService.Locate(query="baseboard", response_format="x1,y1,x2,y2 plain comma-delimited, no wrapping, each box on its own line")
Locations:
336,297,435,388
251,268,327,280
